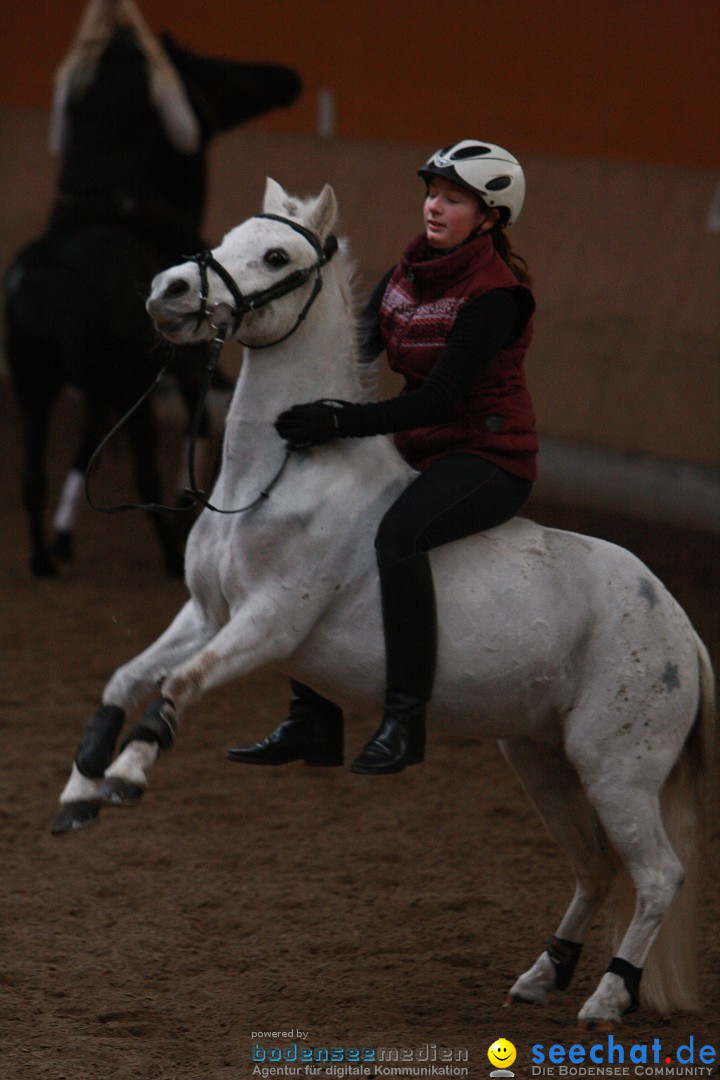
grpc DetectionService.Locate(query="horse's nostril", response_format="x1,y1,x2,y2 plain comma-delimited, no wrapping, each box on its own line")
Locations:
165,278,190,298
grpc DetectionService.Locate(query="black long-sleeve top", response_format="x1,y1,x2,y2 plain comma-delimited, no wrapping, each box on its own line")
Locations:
335,269,528,438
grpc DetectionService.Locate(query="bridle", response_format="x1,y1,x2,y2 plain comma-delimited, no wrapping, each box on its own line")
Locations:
192,213,339,347
85,213,339,517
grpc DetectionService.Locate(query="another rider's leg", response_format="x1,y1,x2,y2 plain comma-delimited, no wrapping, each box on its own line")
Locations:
351,455,532,775
227,680,344,765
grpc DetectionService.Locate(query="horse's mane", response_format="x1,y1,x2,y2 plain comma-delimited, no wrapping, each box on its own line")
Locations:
335,236,380,403
262,186,381,402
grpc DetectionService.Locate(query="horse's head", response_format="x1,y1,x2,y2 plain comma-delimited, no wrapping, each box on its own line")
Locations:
146,179,339,348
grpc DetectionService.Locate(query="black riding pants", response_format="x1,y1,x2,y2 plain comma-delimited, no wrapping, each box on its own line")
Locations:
374,454,533,702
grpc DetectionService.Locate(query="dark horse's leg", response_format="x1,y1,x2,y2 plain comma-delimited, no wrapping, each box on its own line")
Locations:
50,405,103,563
19,396,59,577
170,341,226,506
123,397,186,577
4,312,61,577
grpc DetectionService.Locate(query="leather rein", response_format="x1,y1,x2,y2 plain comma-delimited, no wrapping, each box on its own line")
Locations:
85,213,339,517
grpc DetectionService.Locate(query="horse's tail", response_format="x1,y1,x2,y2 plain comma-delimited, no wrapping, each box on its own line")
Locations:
610,630,716,1013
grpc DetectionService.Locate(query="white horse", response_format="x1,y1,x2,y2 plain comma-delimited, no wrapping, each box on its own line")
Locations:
53,179,715,1030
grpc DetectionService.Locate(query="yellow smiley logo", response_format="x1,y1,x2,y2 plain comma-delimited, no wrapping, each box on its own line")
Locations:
488,1039,517,1069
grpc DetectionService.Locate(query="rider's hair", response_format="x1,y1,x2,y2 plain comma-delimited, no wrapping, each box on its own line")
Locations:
488,217,532,285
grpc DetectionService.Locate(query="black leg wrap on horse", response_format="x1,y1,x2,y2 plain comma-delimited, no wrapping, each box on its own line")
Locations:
546,935,583,991
607,956,642,1013
74,704,126,779
119,697,178,752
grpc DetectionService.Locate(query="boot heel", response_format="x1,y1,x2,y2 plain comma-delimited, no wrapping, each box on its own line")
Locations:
349,701,425,775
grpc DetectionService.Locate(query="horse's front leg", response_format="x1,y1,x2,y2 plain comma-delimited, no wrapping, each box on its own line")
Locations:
100,599,306,807
51,599,211,834
161,598,305,712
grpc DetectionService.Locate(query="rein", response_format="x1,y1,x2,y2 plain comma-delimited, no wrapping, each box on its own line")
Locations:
85,213,338,517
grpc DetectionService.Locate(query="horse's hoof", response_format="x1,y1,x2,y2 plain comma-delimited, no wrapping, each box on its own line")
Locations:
94,777,145,807
577,1019,619,1033
504,992,538,1007
51,530,74,562
31,553,58,578
51,800,100,835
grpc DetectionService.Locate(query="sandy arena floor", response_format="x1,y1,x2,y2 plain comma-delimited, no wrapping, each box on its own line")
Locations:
1,384,718,1079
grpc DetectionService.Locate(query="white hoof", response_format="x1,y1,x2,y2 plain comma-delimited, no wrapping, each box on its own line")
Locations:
508,952,555,1005
94,776,145,806
577,973,631,1029
59,762,100,804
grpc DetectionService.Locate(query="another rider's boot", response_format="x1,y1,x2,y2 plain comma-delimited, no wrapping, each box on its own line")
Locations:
227,681,344,765
350,552,435,775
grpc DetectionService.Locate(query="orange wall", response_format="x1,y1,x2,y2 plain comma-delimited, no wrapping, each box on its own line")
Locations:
1,0,718,168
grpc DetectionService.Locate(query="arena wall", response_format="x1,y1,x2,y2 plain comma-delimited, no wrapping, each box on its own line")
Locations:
1,1,718,524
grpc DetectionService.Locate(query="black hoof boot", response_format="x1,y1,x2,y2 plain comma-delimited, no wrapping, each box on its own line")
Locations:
350,696,426,775
227,687,343,766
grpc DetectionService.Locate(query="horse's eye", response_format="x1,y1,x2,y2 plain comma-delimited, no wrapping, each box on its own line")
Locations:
264,248,289,269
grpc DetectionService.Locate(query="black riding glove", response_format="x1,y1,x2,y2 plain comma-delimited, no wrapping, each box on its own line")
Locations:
274,401,345,447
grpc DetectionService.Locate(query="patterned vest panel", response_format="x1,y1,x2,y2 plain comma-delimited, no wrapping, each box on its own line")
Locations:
379,231,538,479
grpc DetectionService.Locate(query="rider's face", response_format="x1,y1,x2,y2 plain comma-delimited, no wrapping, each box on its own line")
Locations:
423,178,495,249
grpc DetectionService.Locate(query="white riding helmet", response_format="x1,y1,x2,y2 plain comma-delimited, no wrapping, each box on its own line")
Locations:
418,139,526,225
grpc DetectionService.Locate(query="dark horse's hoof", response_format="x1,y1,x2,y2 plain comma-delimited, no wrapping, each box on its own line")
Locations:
94,777,145,807
51,530,74,562
31,551,58,578
51,800,100,835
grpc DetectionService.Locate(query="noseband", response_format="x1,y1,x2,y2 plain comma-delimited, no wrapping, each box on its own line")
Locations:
192,213,339,347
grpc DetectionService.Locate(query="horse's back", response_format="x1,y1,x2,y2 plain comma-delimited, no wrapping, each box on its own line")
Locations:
6,225,160,322
4,224,163,393
431,517,700,736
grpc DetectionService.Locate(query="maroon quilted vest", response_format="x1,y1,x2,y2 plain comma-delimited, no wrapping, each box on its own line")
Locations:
379,231,538,479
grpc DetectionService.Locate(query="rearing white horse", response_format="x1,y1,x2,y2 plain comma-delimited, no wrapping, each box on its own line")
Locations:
53,180,715,1031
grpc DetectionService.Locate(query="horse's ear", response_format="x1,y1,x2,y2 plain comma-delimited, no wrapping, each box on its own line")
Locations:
306,184,338,242
262,177,291,215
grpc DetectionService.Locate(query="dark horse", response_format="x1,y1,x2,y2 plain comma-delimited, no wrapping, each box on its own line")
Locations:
3,223,206,577
4,8,302,577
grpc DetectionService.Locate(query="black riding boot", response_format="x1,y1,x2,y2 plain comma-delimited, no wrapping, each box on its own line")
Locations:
351,552,436,775
227,680,344,765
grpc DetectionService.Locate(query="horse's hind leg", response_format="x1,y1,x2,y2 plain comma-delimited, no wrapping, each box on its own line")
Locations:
16,391,59,577
500,738,617,1008
4,316,61,576
50,408,100,562
573,777,685,1028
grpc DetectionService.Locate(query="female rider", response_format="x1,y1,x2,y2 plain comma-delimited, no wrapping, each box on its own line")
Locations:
228,139,538,775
